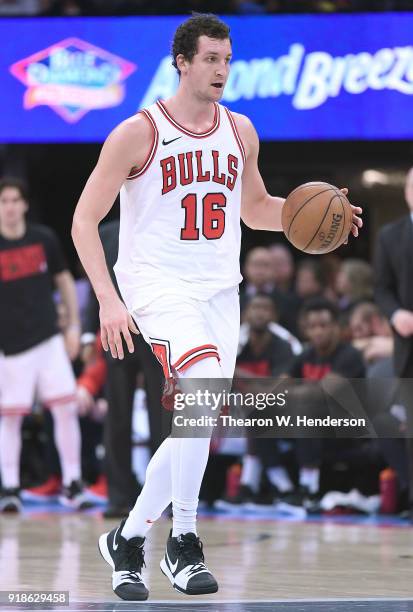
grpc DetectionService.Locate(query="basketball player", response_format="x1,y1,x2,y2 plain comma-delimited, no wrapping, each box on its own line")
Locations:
72,14,363,601
0,178,90,511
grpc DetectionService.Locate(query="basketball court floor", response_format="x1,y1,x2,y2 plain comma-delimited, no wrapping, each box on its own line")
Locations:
1,505,413,612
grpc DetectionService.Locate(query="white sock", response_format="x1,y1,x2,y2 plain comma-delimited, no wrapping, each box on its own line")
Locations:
267,467,294,493
171,356,222,537
123,355,223,540
299,467,320,494
0,414,23,488
50,402,81,486
171,496,199,537
240,455,262,493
121,437,173,540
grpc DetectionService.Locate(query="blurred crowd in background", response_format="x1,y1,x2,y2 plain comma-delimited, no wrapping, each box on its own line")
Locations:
0,0,411,16
2,170,411,521
1,0,412,521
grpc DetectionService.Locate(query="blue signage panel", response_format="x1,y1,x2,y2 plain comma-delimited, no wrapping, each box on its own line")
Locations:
1,14,413,142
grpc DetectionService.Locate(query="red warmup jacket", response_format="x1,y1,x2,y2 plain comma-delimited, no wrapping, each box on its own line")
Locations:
77,336,107,396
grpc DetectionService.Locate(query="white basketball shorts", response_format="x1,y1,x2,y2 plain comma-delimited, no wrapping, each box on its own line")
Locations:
0,334,77,415
132,286,240,380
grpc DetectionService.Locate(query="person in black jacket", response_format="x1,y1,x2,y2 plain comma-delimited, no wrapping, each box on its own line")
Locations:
375,167,413,516
82,219,167,519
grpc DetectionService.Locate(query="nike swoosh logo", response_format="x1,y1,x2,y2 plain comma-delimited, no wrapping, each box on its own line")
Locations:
112,526,121,551
166,550,178,574
162,136,182,146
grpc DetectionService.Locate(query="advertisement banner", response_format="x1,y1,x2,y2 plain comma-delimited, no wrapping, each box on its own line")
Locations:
1,14,413,142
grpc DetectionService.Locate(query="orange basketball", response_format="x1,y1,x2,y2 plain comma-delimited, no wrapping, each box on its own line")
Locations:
281,182,353,255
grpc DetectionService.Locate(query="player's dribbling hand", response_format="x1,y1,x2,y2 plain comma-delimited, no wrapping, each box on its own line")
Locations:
340,188,363,245
99,295,139,359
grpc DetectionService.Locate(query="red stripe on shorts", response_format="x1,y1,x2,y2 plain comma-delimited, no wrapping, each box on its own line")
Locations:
173,344,220,373
43,393,77,407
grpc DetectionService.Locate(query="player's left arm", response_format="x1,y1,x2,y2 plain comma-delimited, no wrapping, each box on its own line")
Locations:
54,270,81,360
234,114,363,237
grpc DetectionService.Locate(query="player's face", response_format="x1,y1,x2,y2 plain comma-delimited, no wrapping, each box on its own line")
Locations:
404,168,413,212
0,187,27,228
305,310,338,350
185,36,232,102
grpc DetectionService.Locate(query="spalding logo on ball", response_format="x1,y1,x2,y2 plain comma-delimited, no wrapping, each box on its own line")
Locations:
281,182,352,255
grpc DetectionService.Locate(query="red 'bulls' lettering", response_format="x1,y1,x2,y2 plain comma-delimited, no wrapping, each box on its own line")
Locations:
195,151,210,183
212,150,225,185
177,152,194,186
227,154,238,192
161,156,177,195
160,150,239,195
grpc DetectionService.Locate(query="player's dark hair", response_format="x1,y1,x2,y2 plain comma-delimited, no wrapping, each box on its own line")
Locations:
172,13,231,75
301,297,339,322
0,177,29,201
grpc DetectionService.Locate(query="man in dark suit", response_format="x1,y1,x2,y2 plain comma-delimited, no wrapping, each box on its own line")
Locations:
375,167,413,516
82,220,167,518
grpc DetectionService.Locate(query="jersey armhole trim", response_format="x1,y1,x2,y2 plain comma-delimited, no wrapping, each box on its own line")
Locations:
225,108,246,166
127,109,159,180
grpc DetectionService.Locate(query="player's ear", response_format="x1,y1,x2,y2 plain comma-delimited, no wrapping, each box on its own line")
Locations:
176,54,189,75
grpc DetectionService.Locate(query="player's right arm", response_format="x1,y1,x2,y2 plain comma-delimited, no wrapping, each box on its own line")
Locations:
71,113,153,359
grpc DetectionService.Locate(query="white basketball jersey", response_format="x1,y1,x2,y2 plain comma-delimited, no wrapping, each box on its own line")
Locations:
114,100,245,312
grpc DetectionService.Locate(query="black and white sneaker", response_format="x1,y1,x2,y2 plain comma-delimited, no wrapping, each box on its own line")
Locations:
59,480,94,510
160,530,218,595
0,488,22,513
98,519,148,601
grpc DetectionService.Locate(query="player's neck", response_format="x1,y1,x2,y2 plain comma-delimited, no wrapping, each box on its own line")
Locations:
164,91,216,133
0,219,26,240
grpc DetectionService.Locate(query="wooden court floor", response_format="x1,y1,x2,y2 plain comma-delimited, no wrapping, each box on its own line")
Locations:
1,513,413,610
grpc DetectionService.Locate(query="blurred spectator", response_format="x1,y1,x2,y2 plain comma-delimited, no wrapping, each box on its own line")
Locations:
350,301,393,366
296,258,331,338
0,177,90,512
375,166,413,519
281,297,366,512
240,246,300,335
348,301,408,512
222,294,295,505
335,258,374,312
238,293,302,356
375,167,413,381
295,258,328,300
241,247,273,302
236,294,295,378
268,243,295,294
